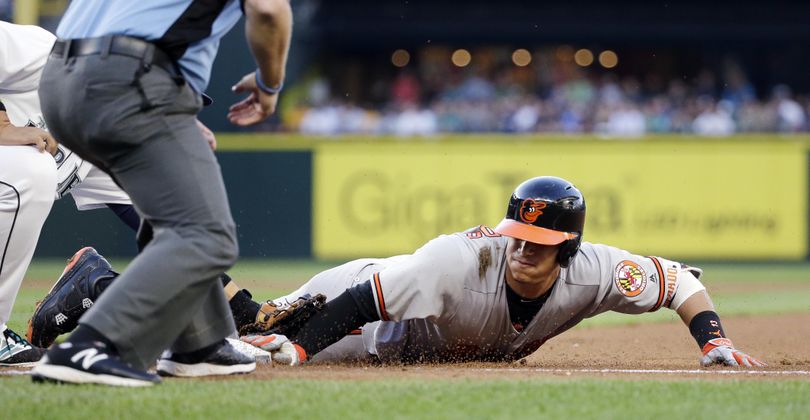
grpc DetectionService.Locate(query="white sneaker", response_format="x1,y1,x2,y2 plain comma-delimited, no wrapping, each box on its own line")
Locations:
156,339,256,377
226,337,272,364
0,328,46,367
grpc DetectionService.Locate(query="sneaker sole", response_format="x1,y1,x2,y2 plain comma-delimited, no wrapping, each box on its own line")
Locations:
31,364,156,387
26,247,96,345
156,360,256,377
0,361,39,368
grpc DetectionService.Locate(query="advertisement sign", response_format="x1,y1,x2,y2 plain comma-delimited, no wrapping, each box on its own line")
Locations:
314,141,807,260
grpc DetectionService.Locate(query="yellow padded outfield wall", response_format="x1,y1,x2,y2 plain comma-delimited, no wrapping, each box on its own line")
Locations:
313,140,808,260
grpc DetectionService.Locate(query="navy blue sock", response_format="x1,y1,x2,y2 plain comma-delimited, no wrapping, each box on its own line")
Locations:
106,203,140,232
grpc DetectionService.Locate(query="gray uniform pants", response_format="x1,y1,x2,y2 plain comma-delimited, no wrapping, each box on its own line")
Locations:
39,51,237,370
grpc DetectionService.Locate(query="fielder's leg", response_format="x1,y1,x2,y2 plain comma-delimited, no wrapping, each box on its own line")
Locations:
0,146,56,365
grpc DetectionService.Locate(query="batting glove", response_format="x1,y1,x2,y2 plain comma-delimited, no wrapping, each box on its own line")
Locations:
701,338,766,367
241,334,307,366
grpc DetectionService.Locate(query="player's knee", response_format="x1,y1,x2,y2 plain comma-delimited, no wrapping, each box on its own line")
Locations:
217,225,239,268
195,222,239,270
21,152,58,207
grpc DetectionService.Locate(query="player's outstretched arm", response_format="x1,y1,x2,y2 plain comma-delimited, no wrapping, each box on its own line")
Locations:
0,110,58,154
675,289,766,367
228,0,292,126
242,281,380,365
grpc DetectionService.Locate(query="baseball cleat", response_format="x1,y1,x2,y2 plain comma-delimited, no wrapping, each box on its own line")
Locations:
0,328,46,367
31,341,160,387
26,247,119,347
156,339,256,377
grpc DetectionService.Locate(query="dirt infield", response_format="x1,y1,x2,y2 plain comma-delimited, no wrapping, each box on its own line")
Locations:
4,313,808,382
239,312,810,382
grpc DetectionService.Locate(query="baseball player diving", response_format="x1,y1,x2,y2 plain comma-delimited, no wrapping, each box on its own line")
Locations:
242,176,764,367
29,176,764,368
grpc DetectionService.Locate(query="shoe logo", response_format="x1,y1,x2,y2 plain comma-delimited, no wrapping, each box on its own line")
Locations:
1,341,24,359
55,313,68,325
1,330,33,360
70,348,108,370
0,330,31,361
82,298,93,309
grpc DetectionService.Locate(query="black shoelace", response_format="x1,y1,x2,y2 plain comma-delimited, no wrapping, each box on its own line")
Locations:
3,329,32,349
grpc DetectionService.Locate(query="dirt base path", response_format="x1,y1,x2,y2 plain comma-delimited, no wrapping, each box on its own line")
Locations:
247,312,810,382
525,312,810,370
4,313,809,381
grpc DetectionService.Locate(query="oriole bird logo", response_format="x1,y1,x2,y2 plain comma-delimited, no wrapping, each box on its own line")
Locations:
519,199,546,223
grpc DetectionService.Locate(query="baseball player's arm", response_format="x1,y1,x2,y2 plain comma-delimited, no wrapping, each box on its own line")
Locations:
0,108,58,154
228,0,292,126
593,249,764,367
242,280,380,365
673,277,765,367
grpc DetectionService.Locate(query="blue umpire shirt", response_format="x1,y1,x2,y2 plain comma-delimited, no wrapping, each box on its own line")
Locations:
56,0,245,95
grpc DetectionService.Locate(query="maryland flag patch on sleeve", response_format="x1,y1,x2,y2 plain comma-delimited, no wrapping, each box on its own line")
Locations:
614,260,647,297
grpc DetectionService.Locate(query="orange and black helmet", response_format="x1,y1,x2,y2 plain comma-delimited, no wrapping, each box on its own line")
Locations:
494,176,585,267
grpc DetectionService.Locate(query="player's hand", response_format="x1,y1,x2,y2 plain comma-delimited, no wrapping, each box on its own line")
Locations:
0,126,58,155
701,338,766,367
241,334,307,366
227,71,279,126
195,119,217,151
36,131,59,155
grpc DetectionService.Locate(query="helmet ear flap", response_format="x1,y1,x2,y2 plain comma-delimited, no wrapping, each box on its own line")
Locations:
557,237,582,268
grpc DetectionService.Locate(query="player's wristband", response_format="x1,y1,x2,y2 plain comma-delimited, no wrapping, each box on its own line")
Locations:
254,70,283,95
689,310,726,349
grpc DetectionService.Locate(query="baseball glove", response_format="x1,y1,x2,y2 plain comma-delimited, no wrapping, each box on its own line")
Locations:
237,293,326,337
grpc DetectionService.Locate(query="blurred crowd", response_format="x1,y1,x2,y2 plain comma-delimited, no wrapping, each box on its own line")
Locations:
285,48,809,136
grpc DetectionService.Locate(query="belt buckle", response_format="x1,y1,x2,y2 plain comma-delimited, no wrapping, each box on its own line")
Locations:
142,43,155,72
62,39,73,63
100,36,114,58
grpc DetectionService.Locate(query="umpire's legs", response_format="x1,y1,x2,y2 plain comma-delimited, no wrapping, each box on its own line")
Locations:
85,123,238,368
40,53,237,370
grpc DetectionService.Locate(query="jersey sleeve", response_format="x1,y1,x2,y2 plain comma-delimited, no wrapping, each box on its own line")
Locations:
580,244,681,316
0,22,55,92
368,234,466,323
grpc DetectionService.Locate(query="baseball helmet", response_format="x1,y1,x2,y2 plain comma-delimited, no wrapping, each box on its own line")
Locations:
493,176,586,267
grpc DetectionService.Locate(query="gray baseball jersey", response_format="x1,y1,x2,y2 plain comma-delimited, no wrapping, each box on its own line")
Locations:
277,225,683,363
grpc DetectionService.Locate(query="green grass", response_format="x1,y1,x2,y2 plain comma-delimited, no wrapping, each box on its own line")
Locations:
580,289,810,327
695,263,810,284
17,258,337,289
1,377,809,419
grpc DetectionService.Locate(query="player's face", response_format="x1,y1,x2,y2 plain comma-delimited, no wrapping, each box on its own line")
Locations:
505,238,560,284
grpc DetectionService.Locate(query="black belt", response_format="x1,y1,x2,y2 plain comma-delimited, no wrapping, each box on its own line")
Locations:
51,36,177,75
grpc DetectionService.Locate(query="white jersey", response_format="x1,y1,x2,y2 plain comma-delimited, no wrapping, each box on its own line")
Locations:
280,225,688,363
0,21,129,208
